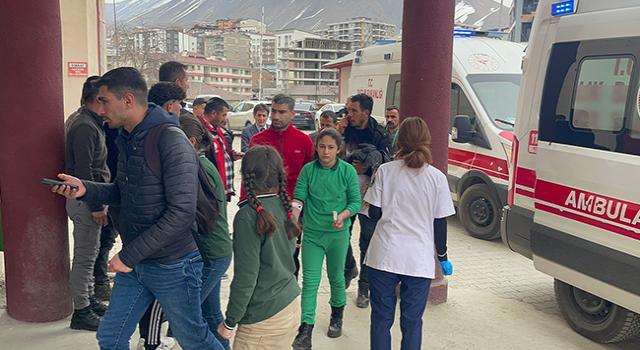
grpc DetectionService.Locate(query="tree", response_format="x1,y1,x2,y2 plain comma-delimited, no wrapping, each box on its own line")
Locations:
109,23,173,81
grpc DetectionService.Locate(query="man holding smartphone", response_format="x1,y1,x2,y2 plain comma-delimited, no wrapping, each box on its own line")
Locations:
64,76,111,331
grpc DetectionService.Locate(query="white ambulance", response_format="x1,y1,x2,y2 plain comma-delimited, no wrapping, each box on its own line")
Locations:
326,33,526,240
501,0,640,343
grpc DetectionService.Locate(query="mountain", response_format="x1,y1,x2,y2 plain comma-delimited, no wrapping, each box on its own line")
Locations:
105,0,511,33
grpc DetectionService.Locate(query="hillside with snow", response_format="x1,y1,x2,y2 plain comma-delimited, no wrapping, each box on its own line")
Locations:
106,0,511,33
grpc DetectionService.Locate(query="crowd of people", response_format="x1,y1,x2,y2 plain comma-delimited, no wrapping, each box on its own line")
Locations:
52,63,455,350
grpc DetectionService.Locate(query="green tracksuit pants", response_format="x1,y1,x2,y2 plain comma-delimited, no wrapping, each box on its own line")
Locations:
300,228,350,325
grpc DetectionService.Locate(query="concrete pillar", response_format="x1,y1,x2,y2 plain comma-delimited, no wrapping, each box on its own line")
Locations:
400,0,455,305
0,0,72,322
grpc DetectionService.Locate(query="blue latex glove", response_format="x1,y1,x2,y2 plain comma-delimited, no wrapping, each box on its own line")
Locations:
440,260,453,276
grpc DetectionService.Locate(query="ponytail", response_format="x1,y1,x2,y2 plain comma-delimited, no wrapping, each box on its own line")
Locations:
277,171,302,241
395,117,433,169
244,172,278,237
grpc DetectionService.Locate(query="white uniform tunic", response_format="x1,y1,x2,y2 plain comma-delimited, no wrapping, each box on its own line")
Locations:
363,160,455,279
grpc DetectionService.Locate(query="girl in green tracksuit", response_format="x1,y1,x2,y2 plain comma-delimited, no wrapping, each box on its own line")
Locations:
291,128,361,350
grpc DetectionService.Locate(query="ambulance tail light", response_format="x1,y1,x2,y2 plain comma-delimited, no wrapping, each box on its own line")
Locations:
507,137,519,207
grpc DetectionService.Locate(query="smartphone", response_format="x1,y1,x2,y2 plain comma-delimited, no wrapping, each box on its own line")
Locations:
41,178,79,190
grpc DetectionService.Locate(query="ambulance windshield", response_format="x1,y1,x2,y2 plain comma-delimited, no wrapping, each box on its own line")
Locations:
468,74,521,131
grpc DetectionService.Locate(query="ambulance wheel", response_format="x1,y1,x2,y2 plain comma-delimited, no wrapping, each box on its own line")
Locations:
554,279,640,343
458,183,501,240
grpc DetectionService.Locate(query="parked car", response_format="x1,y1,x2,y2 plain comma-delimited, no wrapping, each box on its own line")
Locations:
227,100,271,130
292,102,319,130
314,103,345,129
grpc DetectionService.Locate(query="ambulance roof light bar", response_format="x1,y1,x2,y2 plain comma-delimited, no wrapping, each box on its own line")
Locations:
551,0,576,16
454,29,509,39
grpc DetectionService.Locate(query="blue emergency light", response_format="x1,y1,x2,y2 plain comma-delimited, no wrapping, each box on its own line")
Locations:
453,30,474,37
551,0,575,16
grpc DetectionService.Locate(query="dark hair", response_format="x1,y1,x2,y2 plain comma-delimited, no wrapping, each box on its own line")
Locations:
204,97,229,116
320,110,337,124
193,97,208,106
95,67,148,105
241,146,301,240
81,76,101,105
159,61,187,83
253,103,270,116
395,117,433,168
314,127,344,152
148,82,186,108
351,93,373,114
272,94,295,112
386,105,400,113
179,114,212,153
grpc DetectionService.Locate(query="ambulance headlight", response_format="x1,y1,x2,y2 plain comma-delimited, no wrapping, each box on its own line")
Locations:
502,143,513,165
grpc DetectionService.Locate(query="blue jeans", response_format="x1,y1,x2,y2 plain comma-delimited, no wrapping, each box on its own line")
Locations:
368,267,432,350
96,250,224,350
201,254,232,350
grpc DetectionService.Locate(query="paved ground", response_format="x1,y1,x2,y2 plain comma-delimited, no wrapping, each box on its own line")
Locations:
1,133,640,349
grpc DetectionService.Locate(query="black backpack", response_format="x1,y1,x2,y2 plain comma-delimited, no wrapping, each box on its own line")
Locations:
144,123,220,265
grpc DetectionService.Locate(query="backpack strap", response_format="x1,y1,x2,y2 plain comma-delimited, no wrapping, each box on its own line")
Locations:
144,123,173,180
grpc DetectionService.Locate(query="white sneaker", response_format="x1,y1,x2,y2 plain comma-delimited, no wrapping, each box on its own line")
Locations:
158,337,176,350
136,337,175,350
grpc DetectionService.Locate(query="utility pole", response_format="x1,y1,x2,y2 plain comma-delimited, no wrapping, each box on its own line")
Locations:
498,0,504,31
259,6,264,100
113,0,119,67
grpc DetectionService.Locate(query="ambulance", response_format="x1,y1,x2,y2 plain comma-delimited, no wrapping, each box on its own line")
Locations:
326,32,526,240
501,0,640,343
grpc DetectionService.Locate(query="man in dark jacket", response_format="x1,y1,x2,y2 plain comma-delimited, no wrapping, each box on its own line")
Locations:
159,61,191,116
64,76,111,331
53,67,224,350
342,93,392,309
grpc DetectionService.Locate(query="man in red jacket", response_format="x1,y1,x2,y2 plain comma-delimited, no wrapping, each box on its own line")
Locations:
244,94,314,279
245,94,314,199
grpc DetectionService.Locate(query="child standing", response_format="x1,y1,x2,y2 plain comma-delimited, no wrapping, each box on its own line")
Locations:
218,146,302,350
291,128,361,350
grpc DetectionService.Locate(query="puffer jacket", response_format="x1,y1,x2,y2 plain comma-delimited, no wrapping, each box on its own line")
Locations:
82,104,199,268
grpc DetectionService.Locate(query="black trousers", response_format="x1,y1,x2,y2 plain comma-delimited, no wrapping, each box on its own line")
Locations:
344,216,358,280
139,300,164,349
357,214,377,291
93,207,119,285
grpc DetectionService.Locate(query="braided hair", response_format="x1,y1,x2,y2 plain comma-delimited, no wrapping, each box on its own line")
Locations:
241,146,301,240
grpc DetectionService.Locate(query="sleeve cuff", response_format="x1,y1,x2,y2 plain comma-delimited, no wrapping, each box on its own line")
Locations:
224,320,236,330
437,252,448,262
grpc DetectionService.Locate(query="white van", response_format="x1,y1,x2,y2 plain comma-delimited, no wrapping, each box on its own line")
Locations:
501,0,640,343
328,33,526,240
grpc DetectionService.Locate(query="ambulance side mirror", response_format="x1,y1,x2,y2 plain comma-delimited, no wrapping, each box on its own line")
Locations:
452,115,475,144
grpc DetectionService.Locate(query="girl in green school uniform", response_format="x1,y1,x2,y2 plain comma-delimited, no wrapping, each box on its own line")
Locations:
291,128,361,350
218,146,303,350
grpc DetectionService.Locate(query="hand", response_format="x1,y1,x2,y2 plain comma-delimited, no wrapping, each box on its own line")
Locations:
352,160,366,174
440,260,453,276
218,322,234,340
233,151,244,161
338,118,348,134
332,212,348,230
51,174,86,198
92,211,109,227
108,253,133,273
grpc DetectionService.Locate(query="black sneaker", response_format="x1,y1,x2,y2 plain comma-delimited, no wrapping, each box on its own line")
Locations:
70,306,101,331
356,287,370,308
94,283,112,301
90,297,108,317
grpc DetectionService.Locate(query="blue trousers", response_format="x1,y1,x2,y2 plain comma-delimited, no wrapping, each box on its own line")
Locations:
96,250,224,350
368,267,432,350
201,254,232,350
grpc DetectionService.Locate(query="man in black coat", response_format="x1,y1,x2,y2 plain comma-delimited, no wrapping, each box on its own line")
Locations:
52,67,224,350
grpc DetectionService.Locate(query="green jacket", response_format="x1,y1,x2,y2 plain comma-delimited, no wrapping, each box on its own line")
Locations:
294,159,361,232
225,195,300,327
198,154,232,259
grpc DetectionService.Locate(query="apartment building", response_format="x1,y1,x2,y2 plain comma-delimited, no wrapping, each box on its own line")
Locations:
278,38,351,89
249,33,276,68
315,17,396,51
204,32,251,66
175,52,253,97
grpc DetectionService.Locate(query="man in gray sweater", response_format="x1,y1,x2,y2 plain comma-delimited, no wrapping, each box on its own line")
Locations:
64,76,111,331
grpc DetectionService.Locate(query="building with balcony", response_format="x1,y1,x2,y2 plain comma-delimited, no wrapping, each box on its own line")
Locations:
250,33,276,69
509,0,539,42
204,32,251,67
278,38,351,90
315,17,396,51
175,52,253,98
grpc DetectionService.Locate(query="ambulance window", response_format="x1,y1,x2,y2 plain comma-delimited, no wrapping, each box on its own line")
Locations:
539,38,640,156
392,81,401,107
572,58,632,132
450,83,476,131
